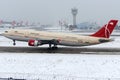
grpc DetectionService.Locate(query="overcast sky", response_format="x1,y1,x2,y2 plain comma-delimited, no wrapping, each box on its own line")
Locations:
0,0,120,25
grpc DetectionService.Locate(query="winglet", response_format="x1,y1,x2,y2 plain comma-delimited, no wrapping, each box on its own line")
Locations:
91,20,118,38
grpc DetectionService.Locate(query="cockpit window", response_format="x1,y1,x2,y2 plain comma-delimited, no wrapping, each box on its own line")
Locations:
5,31,8,33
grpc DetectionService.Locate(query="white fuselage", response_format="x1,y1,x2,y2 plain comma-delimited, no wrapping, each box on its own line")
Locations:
2,29,111,46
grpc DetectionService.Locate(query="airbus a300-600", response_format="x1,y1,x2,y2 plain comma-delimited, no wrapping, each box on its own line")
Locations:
1,20,118,49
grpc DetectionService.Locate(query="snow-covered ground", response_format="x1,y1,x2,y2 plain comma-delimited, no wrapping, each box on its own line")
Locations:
0,53,120,80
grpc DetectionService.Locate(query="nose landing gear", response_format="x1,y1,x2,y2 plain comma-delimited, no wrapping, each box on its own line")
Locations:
13,40,16,46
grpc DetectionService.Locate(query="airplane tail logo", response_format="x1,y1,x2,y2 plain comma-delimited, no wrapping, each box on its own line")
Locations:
91,20,118,38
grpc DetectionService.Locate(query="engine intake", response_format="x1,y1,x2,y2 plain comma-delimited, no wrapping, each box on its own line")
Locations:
28,40,42,46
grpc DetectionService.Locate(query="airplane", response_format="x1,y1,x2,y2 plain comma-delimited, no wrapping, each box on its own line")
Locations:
1,20,118,49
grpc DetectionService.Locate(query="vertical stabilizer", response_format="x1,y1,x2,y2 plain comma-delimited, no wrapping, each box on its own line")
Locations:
91,20,118,38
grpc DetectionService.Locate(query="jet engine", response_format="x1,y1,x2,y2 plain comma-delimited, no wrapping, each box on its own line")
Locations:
28,40,42,46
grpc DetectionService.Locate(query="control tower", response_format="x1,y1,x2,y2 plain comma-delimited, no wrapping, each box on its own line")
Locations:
71,8,78,28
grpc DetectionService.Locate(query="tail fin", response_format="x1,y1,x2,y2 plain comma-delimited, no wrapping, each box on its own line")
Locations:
91,20,118,38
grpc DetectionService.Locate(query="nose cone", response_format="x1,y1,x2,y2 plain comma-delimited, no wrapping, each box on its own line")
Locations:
0,31,8,36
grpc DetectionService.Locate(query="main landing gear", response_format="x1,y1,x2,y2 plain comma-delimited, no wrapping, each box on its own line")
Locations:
48,39,59,50
13,40,16,46
48,43,58,50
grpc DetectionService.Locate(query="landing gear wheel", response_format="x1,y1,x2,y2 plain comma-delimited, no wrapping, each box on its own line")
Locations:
13,42,16,46
48,43,52,50
52,44,58,50
48,43,58,50
52,46,58,50
13,40,16,46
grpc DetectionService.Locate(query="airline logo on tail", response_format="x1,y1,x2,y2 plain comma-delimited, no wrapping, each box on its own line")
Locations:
105,21,115,38
91,20,118,38
105,24,110,38
110,22,114,25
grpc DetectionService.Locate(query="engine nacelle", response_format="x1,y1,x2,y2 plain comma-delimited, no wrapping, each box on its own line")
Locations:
28,40,42,46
